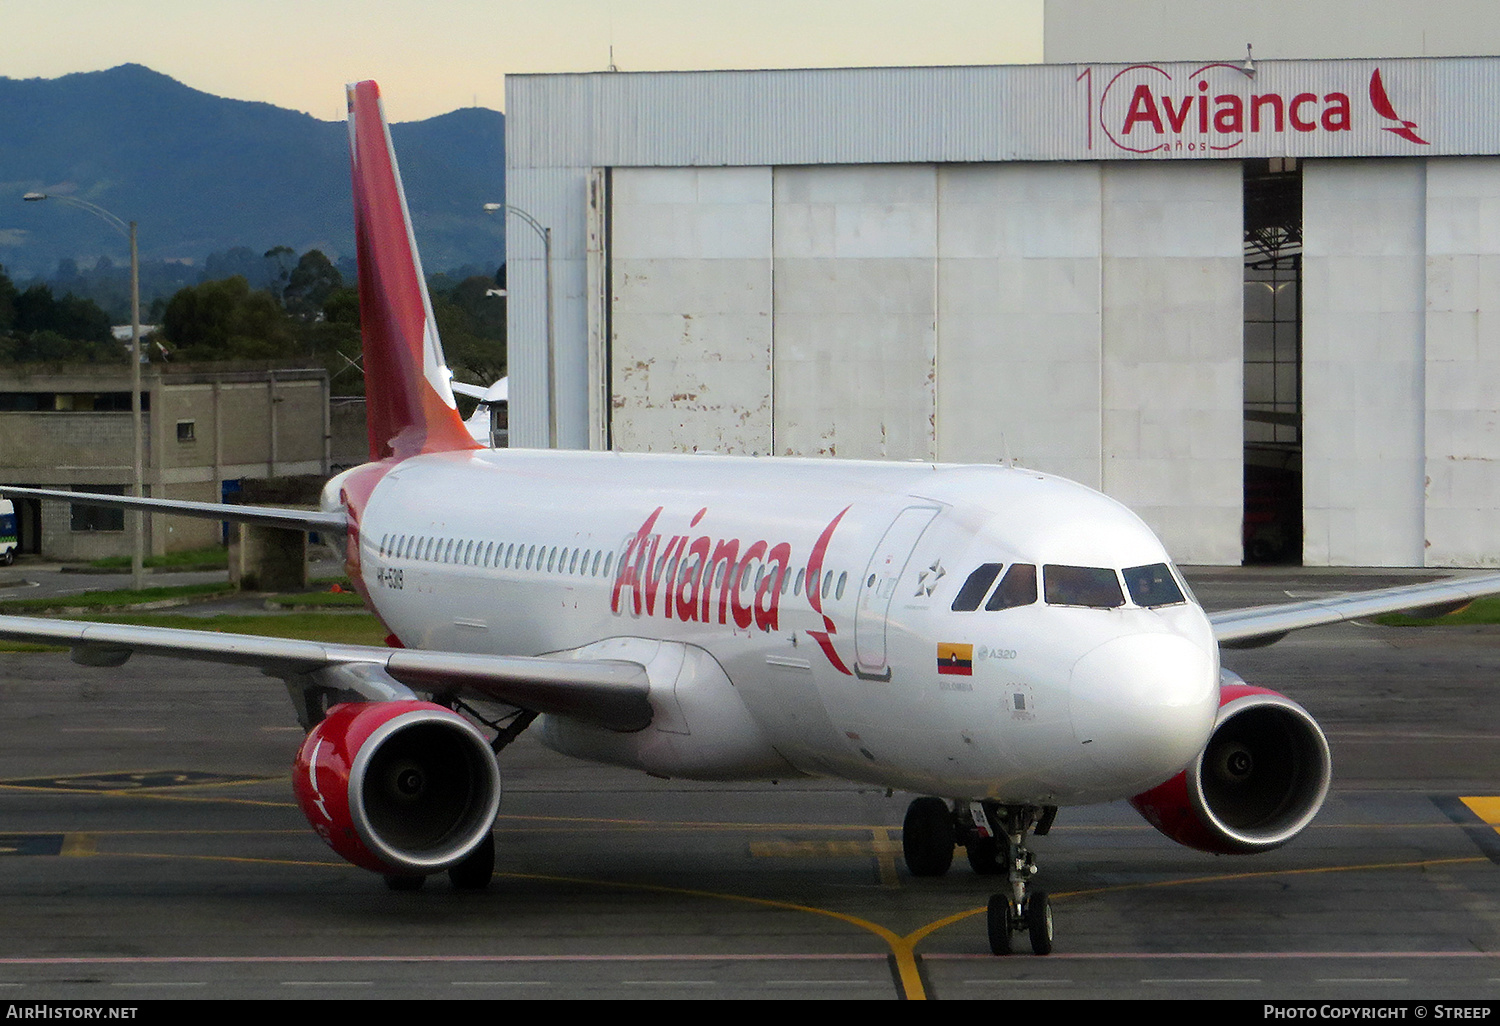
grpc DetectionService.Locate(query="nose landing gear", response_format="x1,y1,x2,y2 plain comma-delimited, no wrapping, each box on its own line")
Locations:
900,797,1057,955
978,803,1055,955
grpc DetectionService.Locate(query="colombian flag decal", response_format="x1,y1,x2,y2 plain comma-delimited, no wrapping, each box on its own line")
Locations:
937,642,973,676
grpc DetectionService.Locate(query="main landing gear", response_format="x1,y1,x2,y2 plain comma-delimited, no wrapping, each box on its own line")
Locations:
382,833,496,892
901,796,1057,956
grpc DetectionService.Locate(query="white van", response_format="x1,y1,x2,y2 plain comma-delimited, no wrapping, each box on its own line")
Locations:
0,499,15,566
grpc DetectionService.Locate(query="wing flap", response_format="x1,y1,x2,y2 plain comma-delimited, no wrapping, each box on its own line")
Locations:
1211,571,1500,646
385,650,651,731
0,614,652,732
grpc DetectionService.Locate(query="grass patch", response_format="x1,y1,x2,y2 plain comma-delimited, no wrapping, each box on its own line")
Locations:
88,546,229,571
265,590,366,608
0,581,235,613
1374,594,1500,627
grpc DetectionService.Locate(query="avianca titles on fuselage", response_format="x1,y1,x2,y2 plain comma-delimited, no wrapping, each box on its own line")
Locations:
343,447,1221,806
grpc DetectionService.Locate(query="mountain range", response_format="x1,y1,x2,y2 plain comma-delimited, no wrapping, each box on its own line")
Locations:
0,64,505,282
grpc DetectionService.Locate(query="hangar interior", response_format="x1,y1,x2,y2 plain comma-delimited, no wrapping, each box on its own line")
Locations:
506,62,1500,568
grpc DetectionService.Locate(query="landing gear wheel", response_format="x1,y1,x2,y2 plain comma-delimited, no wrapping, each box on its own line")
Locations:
902,796,955,877
965,836,1005,876
986,893,1013,955
447,832,495,890
384,874,425,892
0,549,13,566
1025,891,1053,955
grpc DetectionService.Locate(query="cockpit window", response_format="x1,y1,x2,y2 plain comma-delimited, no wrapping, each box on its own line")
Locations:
951,563,1002,611
1122,562,1186,608
1043,565,1125,608
985,562,1037,610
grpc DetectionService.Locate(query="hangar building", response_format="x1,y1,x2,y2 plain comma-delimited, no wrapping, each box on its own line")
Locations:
502,52,1500,568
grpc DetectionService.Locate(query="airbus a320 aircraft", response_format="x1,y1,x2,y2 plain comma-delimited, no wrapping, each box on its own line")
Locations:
6,81,1500,957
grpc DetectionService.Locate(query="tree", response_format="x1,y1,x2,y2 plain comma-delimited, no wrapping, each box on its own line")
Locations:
0,266,17,332
0,270,118,364
10,329,118,363
283,250,343,320
161,276,294,360
52,293,112,343
322,287,359,326
12,284,110,343
263,245,296,305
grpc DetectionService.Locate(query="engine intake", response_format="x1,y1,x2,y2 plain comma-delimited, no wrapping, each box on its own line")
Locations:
1130,683,1331,854
293,701,501,876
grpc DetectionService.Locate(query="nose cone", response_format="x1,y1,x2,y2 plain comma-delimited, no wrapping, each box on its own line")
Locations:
1069,633,1217,796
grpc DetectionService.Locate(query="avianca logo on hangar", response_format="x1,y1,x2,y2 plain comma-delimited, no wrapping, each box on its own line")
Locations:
1081,64,1429,153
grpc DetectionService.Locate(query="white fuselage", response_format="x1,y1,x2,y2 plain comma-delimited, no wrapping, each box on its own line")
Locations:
350,448,1221,806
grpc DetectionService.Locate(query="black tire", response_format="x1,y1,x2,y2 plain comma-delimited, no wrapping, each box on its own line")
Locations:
0,549,12,567
384,874,425,892
965,836,1005,876
987,893,1013,955
902,797,955,877
447,832,495,890
1026,891,1054,956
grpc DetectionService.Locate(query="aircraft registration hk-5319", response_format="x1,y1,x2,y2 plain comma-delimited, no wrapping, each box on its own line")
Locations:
6,81,1500,957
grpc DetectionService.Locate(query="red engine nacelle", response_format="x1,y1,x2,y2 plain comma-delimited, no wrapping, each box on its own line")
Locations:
1130,683,1331,855
293,700,501,876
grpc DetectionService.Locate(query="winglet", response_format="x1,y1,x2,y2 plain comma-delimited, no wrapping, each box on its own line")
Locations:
346,81,482,461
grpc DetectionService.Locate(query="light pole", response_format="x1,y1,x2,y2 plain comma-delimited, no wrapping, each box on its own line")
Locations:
483,202,555,448
23,192,145,590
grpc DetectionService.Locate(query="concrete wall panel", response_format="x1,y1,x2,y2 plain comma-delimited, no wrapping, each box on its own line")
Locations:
934,163,1104,486
1425,158,1500,565
1304,160,1427,566
609,168,774,454
772,166,937,459
1100,162,1244,564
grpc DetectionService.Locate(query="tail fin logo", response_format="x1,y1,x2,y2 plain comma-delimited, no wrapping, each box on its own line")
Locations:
346,81,481,461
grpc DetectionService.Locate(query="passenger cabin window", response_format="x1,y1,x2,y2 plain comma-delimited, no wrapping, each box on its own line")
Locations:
1044,565,1125,608
986,563,1037,610
1123,563,1186,608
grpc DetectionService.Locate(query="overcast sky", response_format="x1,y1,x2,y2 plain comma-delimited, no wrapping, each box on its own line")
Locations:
1,0,1045,121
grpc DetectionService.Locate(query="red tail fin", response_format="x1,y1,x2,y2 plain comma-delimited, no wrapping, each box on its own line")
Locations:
346,81,481,462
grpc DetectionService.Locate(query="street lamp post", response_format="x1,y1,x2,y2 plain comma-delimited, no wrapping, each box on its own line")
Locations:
483,202,555,449
23,193,145,590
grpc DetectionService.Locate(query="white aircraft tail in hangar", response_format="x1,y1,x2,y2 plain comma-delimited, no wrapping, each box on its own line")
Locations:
6,80,1500,957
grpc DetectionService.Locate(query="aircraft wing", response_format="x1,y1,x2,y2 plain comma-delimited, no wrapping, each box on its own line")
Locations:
1210,570,1500,647
0,614,652,732
0,486,344,534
